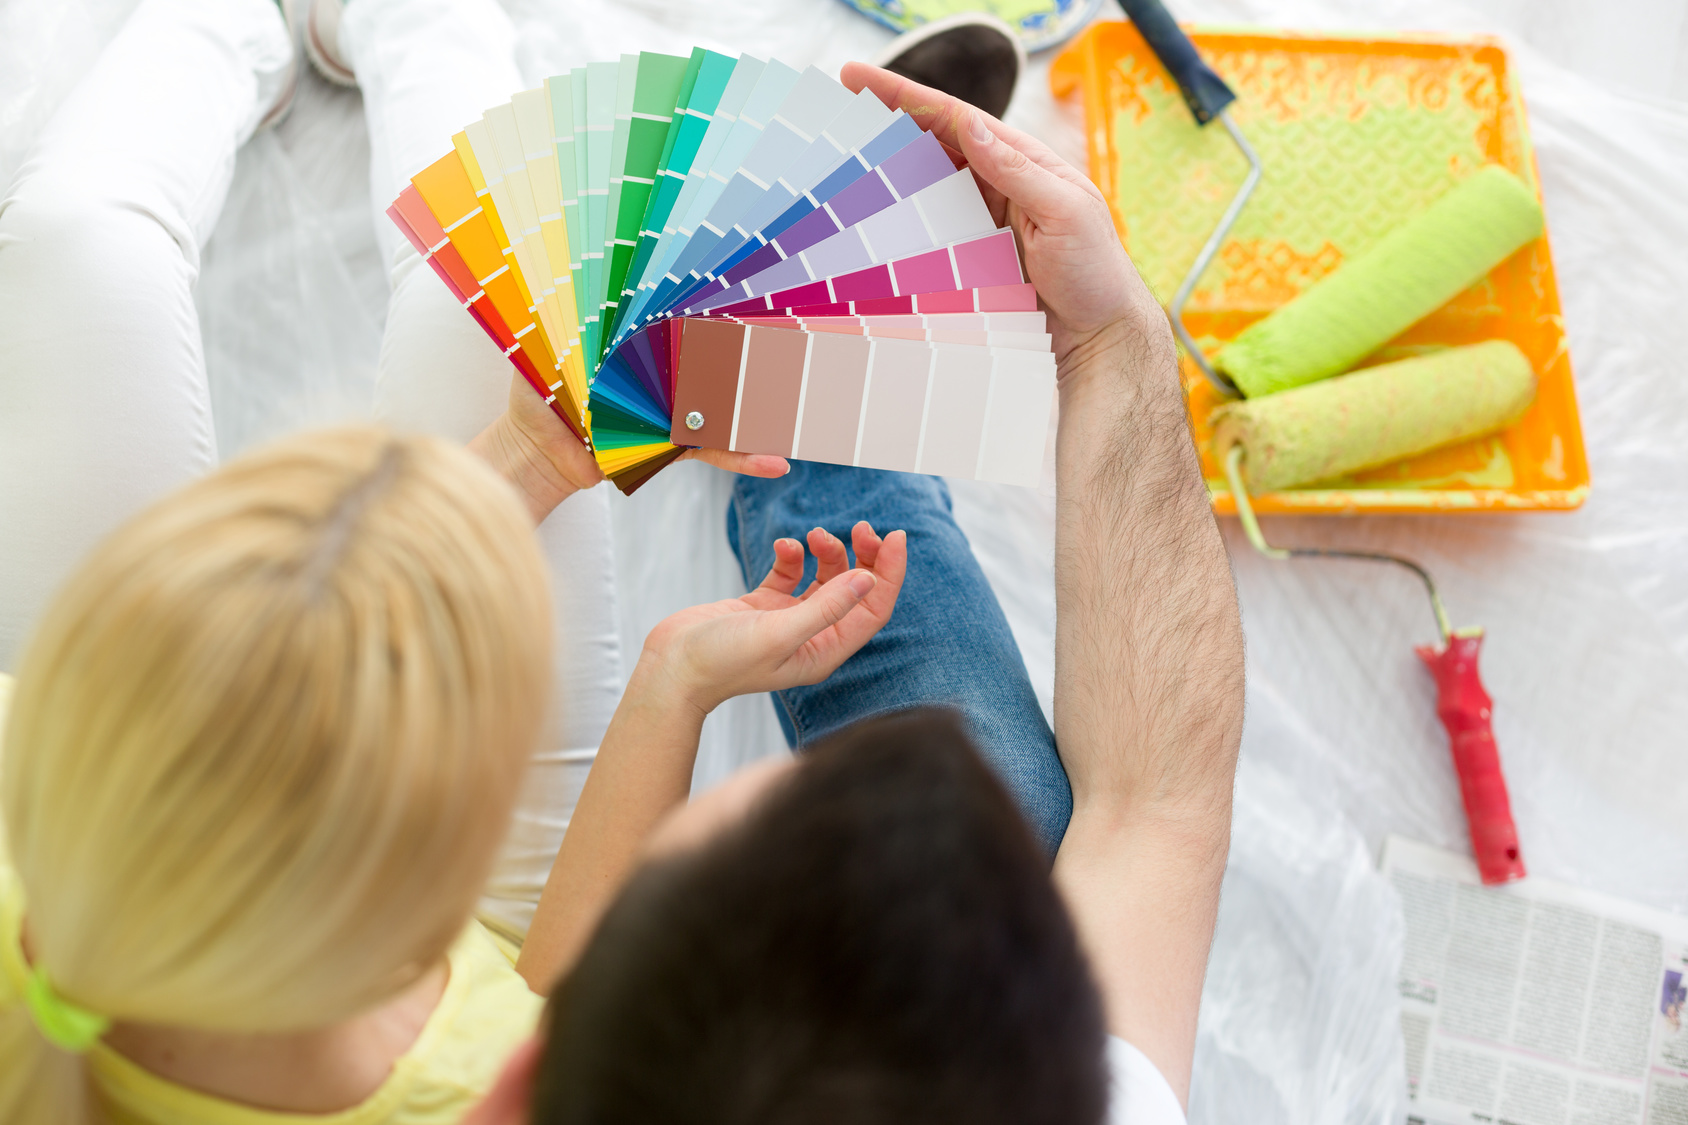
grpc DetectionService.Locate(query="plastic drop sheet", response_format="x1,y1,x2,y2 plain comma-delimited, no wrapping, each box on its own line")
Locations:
4,1,1686,1122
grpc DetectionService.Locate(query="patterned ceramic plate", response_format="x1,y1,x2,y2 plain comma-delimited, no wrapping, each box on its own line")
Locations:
838,0,1109,53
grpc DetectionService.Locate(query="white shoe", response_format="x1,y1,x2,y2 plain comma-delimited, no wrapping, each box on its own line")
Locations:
304,0,358,87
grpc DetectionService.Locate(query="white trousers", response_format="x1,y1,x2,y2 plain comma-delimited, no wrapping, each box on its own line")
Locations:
0,0,624,942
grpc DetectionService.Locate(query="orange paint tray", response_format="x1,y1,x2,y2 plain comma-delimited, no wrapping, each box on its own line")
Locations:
1052,22,1588,514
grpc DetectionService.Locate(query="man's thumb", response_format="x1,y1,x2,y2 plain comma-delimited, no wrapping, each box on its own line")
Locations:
957,109,1066,219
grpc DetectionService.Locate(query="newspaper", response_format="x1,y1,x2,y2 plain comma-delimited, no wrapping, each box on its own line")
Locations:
1383,837,1688,1125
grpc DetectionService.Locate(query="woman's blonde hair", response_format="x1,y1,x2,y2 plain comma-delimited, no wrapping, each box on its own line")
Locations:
0,427,552,1115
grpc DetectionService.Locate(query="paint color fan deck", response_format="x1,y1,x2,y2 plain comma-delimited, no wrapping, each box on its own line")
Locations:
387,49,1055,494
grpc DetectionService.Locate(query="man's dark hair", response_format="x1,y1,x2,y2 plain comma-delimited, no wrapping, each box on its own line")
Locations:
532,707,1109,1125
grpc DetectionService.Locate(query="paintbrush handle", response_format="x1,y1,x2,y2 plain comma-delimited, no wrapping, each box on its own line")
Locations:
1416,633,1527,885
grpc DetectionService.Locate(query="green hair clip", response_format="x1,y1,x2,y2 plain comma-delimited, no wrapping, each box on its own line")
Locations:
25,965,109,1053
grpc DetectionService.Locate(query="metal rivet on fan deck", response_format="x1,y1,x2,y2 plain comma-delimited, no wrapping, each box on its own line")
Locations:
685,411,705,431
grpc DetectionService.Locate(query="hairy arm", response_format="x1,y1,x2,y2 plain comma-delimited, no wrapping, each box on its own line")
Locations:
1051,319,1244,1106
843,64,1246,1105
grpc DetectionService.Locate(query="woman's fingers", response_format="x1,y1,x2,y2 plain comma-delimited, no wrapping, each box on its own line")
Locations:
808,527,906,661
755,538,808,598
501,371,607,493
763,569,878,659
851,520,885,569
681,448,791,478
657,526,905,700
804,527,850,595
853,528,907,626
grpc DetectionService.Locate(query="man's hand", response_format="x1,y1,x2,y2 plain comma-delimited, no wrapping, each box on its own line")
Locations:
841,63,1163,373
471,369,793,524
845,63,1246,1107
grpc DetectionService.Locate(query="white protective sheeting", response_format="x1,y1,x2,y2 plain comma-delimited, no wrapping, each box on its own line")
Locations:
4,1,1686,1121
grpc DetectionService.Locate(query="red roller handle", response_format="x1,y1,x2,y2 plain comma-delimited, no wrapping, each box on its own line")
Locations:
1415,632,1526,885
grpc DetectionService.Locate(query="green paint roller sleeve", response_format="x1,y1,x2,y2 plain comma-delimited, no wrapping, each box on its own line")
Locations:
1214,166,1545,398
1211,340,1537,492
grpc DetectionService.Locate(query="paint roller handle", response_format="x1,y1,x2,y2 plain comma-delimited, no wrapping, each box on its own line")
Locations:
1116,0,1236,124
1415,632,1527,886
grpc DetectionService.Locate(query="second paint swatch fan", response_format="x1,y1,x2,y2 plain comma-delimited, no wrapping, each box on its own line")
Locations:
387,49,1056,494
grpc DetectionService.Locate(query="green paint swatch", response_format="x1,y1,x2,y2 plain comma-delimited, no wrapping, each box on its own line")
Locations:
614,49,709,337
629,54,766,325
615,49,739,344
597,54,638,363
581,62,616,365
546,71,589,334
599,51,689,360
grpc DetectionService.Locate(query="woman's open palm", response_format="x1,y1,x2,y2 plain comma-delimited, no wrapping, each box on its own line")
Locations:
641,521,908,714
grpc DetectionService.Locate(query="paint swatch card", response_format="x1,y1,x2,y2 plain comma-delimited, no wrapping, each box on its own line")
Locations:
388,50,1056,494
667,318,1053,486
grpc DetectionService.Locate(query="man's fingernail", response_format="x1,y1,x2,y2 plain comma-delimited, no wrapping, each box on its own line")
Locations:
968,109,995,146
849,572,876,597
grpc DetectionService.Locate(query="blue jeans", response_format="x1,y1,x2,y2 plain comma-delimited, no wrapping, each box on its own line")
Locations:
727,462,1071,854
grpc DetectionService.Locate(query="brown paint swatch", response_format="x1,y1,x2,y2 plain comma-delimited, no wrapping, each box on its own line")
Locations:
732,326,810,456
669,318,746,449
794,332,871,465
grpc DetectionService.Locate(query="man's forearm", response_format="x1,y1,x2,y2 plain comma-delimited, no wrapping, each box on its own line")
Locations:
1051,309,1245,1104
1053,314,1244,816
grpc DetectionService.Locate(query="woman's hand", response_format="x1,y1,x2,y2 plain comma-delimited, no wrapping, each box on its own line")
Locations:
472,369,793,525
516,521,906,992
638,521,908,718
840,62,1171,380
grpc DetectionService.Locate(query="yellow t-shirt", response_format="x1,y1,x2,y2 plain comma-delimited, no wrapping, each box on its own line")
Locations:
0,673,545,1124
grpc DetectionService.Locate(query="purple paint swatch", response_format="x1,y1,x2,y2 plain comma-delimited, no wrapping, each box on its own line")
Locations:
826,172,898,230
857,200,930,262
800,229,873,282
879,131,960,195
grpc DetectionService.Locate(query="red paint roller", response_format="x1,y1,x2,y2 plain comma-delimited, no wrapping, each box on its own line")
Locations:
1225,443,1525,885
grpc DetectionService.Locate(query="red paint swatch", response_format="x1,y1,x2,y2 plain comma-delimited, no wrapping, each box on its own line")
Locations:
668,318,745,449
